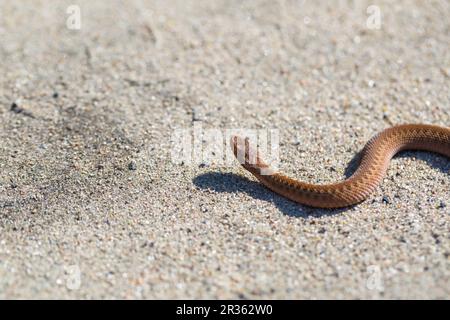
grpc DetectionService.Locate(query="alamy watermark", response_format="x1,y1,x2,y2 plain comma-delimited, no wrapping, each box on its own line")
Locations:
66,5,82,30
171,123,280,174
64,264,81,290
366,265,384,292
366,5,382,30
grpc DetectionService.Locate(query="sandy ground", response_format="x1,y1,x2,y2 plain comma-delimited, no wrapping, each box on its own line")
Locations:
0,0,449,299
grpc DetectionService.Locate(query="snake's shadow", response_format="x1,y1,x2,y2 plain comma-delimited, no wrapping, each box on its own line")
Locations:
193,171,351,217
193,151,449,217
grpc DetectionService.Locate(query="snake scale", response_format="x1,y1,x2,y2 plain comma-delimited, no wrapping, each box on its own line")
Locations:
231,124,450,208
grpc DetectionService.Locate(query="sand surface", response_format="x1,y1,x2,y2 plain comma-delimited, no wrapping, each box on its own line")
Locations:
0,0,449,299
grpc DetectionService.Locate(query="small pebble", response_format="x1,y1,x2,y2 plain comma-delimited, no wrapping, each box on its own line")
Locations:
10,101,21,113
128,161,137,171
10,100,34,117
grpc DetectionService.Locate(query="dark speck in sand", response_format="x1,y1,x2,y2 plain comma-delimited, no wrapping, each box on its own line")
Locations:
128,161,137,171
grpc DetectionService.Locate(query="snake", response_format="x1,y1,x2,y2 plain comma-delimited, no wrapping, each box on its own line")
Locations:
230,124,450,208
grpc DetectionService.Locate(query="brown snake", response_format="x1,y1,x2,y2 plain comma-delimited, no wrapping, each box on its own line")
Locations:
231,124,450,208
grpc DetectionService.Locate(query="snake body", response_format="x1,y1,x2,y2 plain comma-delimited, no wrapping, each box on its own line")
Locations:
231,124,450,208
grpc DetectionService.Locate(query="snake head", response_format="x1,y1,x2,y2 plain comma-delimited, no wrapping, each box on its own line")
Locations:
230,135,275,176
